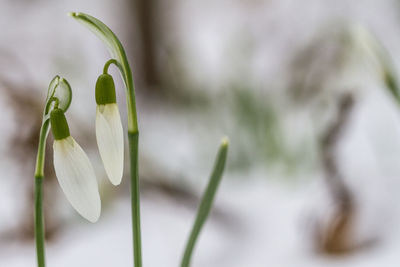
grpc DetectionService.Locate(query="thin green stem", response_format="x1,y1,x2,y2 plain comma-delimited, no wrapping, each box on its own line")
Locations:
34,120,49,178
128,132,142,267
103,59,118,75
181,138,229,267
34,177,45,267
105,58,143,267
122,65,142,267
34,121,49,267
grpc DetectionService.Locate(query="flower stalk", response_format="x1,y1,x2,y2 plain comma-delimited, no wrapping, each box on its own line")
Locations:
34,121,48,267
34,76,72,267
69,12,142,267
69,13,230,267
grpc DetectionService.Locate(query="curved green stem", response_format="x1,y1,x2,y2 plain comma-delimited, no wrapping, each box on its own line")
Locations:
181,138,229,267
70,12,142,267
103,59,118,75
101,49,142,267
105,55,142,267
69,12,138,133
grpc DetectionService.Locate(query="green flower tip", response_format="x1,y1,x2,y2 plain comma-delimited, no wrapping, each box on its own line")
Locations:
67,12,78,17
96,74,117,105
221,136,229,147
50,108,70,140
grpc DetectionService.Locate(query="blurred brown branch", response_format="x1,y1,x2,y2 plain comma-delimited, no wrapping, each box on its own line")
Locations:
315,93,375,254
318,93,355,254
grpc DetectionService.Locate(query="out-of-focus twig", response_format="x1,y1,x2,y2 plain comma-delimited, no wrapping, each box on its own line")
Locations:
321,93,354,214
315,92,370,254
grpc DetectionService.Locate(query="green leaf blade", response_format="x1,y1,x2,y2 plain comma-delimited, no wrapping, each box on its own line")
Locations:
181,137,229,267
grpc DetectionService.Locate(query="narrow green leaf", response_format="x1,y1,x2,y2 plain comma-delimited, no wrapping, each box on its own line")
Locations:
352,26,400,104
181,137,229,267
383,65,400,104
373,43,400,103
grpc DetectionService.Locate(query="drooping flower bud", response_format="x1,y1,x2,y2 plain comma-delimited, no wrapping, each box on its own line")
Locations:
50,108,101,222
95,74,124,186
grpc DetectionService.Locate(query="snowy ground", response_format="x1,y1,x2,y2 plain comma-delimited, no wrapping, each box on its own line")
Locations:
2,175,400,267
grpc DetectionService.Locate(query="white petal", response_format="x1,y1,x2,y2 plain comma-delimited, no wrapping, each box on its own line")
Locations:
96,103,124,185
53,136,101,222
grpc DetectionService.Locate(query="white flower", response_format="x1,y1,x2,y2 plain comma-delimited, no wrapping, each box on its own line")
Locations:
53,136,101,222
96,103,124,185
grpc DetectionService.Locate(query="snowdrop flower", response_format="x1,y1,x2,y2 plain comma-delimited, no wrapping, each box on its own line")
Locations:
50,108,101,222
95,73,124,185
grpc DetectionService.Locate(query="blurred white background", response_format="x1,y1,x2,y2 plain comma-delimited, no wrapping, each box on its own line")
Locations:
2,0,400,266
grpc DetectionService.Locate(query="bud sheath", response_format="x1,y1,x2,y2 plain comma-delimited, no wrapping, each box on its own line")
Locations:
50,108,70,140
96,74,116,105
